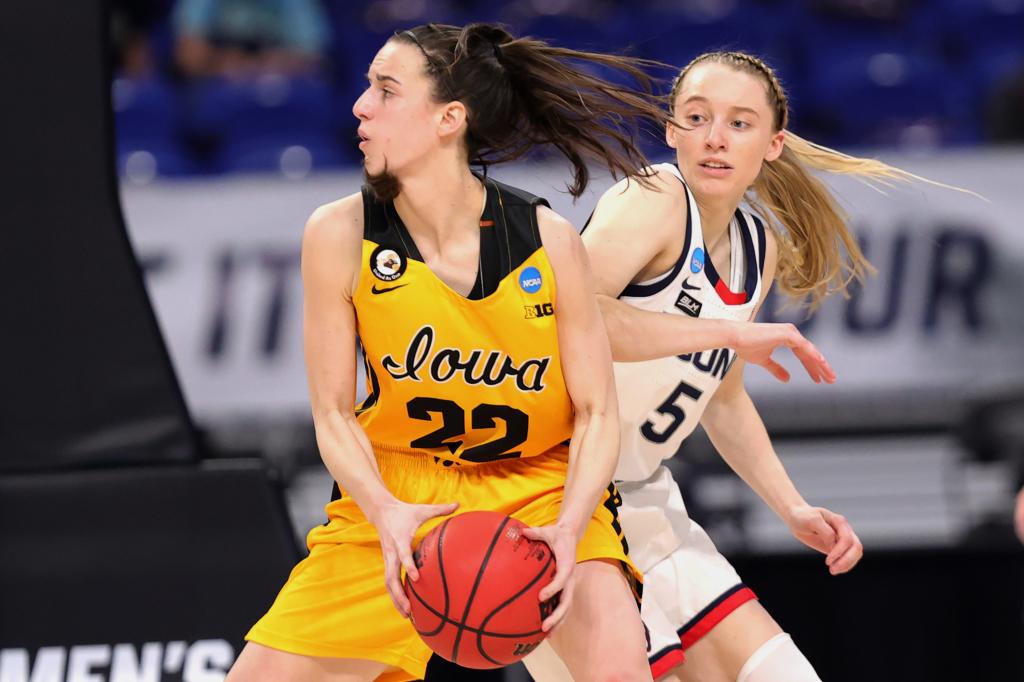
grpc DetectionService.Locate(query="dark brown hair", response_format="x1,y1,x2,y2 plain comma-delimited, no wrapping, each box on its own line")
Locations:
384,22,670,198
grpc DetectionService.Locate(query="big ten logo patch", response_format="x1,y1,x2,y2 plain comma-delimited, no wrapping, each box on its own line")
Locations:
524,303,554,319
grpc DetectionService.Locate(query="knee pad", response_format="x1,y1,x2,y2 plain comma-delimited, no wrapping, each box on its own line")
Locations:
736,633,821,682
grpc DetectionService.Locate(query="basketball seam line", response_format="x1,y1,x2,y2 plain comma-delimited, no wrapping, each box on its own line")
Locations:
475,550,555,666
408,594,544,639
439,518,451,626
406,518,453,638
451,515,512,664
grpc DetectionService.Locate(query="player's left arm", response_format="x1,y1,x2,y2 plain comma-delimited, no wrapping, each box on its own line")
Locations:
700,231,863,575
521,205,621,630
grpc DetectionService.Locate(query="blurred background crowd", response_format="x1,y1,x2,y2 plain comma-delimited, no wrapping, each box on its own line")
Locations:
109,0,1024,183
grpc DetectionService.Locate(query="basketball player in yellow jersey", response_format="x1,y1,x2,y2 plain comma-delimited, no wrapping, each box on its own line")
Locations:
227,23,676,682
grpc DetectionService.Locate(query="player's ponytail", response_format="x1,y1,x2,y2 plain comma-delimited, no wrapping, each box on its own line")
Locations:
671,51,971,309
393,23,670,198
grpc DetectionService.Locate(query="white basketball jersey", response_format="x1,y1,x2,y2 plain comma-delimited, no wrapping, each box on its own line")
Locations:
612,163,768,483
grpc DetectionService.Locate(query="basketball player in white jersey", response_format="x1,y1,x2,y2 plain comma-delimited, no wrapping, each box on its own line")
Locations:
524,51,952,682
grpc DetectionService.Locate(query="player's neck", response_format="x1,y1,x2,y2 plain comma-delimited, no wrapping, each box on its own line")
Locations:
393,158,485,251
693,195,739,250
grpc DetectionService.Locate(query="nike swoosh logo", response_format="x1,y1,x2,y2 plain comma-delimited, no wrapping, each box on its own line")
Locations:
371,283,408,295
680,277,700,292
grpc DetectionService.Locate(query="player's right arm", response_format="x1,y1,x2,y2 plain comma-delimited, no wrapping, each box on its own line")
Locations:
584,170,833,383
301,194,456,617
585,170,736,358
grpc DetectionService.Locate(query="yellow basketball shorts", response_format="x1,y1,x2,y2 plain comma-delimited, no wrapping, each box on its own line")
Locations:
245,446,641,681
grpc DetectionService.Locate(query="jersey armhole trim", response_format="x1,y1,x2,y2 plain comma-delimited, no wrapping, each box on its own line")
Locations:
752,213,767,278
619,179,692,299
360,187,371,239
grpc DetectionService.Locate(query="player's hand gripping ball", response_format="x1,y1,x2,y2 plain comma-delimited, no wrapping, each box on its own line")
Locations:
403,511,560,669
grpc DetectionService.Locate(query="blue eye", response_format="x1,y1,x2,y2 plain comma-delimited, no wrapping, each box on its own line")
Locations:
732,120,749,129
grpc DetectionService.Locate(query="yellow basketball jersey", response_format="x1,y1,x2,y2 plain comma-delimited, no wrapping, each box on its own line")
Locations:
352,177,573,468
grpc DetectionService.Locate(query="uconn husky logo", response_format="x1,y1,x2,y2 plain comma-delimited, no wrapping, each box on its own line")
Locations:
383,325,551,392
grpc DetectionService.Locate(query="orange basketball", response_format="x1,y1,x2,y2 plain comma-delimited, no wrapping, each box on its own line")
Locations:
404,510,559,669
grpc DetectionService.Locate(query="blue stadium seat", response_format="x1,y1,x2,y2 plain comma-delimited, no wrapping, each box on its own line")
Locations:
631,1,803,108
219,132,347,177
632,1,791,66
805,47,974,145
925,0,1024,66
189,75,335,140
112,76,197,178
185,75,348,174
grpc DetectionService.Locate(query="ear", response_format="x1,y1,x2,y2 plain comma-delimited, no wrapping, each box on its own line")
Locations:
764,129,785,162
665,119,679,149
437,100,468,140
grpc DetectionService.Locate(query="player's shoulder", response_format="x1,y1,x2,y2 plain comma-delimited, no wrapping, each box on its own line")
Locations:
533,206,593,288
594,165,686,229
486,176,549,209
303,192,364,251
535,204,574,234
301,193,365,294
588,165,688,249
600,164,687,207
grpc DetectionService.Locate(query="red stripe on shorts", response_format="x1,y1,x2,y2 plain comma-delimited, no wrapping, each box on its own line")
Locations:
679,586,757,650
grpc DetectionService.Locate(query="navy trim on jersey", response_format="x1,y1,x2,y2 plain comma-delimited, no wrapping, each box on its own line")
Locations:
362,176,549,301
649,642,684,667
752,213,767,277
620,175,692,299
701,209,759,305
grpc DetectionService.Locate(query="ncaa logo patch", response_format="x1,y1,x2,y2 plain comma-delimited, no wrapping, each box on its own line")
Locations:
370,245,407,282
519,266,543,293
690,247,705,274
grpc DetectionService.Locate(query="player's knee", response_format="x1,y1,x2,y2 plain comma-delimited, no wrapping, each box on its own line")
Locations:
736,633,820,682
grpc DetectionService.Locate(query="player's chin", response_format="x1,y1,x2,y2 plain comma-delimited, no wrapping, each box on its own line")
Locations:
362,154,384,174
695,176,744,196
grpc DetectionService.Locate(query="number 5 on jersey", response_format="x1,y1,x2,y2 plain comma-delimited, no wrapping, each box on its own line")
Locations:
640,380,703,444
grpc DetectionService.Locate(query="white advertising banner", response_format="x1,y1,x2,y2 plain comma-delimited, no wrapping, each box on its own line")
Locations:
120,149,1024,430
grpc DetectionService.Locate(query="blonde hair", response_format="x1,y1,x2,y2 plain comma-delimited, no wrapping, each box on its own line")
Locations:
669,51,964,309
